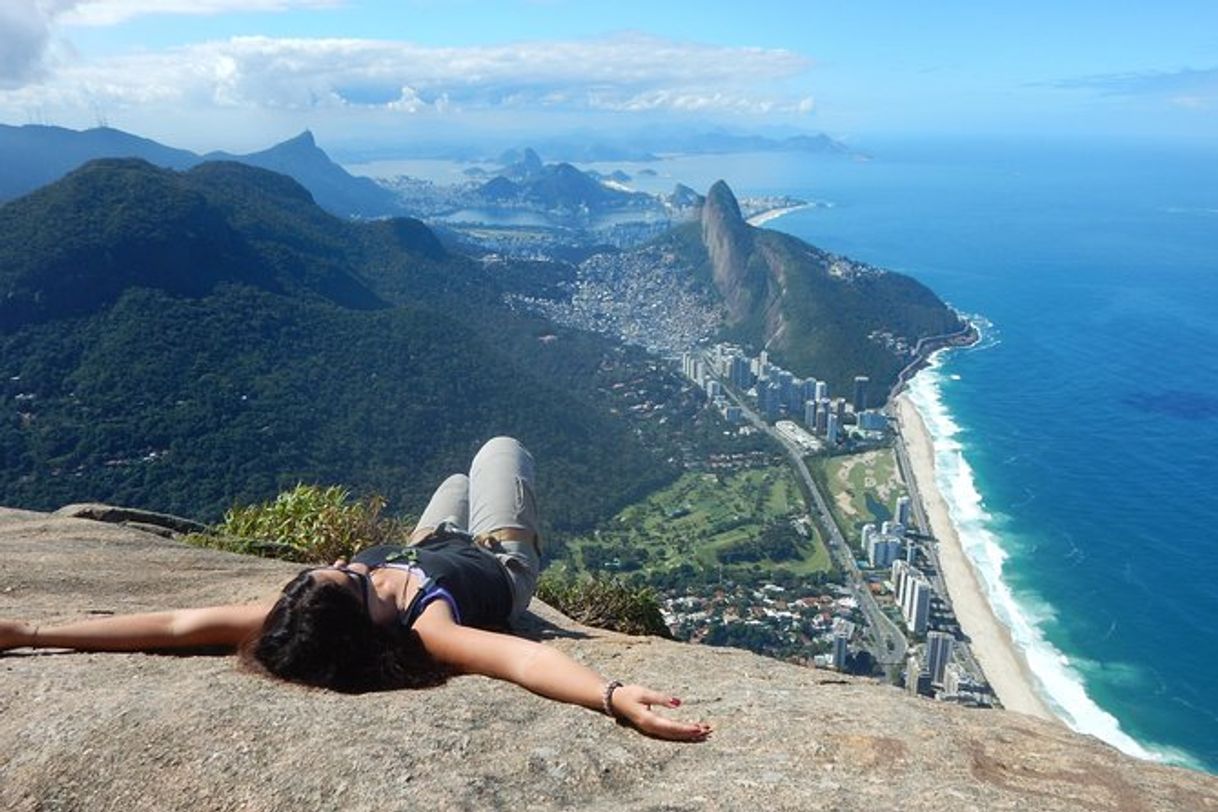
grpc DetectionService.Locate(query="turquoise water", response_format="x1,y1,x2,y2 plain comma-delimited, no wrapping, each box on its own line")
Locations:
671,140,1218,772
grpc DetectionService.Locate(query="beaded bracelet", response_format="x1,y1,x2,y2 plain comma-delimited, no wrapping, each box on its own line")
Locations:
601,680,624,718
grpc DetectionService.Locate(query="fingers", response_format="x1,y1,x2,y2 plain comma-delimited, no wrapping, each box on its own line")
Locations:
331,558,347,568
616,684,712,742
636,710,713,742
638,688,681,708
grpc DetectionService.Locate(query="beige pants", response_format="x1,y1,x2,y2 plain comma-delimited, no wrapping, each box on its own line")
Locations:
415,437,541,620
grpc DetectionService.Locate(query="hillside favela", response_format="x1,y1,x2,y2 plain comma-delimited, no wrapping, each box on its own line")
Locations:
2,2,1217,810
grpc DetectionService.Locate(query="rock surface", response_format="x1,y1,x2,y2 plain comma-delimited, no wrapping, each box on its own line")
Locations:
2,507,1216,811
701,179,765,326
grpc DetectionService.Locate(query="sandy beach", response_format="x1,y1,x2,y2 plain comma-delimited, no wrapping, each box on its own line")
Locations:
895,394,1056,721
746,203,810,227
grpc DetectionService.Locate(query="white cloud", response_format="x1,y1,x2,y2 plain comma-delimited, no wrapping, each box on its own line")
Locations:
1,32,814,120
0,0,341,87
0,1,80,87
59,0,343,27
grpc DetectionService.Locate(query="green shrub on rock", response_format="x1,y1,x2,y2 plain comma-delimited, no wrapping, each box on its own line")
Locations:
537,570,671,638
187,484,405,563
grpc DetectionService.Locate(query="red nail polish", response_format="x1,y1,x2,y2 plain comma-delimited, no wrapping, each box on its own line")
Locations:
671,697,681,706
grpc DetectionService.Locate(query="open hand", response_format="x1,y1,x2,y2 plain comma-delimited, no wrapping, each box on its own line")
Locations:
610,684,712,742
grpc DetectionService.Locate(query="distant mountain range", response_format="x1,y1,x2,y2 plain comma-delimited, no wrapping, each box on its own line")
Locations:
0,158,688,527
0,124,851,234
334,129,859,164
0,133,955,527
0,126,679,224
476,148,655,214
0,125,400,218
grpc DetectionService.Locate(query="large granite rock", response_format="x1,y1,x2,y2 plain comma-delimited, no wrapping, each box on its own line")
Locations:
2,507,1215,811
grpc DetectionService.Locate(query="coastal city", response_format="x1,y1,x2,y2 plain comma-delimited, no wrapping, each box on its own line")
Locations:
663,341,995,708
512,224,997,708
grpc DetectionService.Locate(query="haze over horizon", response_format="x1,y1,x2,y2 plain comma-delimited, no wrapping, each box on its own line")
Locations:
1,0,1216,154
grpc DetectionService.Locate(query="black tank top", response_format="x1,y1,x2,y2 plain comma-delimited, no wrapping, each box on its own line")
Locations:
353,535,513,630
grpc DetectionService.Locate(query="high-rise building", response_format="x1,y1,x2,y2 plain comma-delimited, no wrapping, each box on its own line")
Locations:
754,350,769,380
814,380,828,402
869,537,900,568
804,399,817,429
777,370,794,409
857,410,888,432
897,563,922,613
835,397,847,424
815,400,829,434
891,560,910,602
832,620,854,671
832,634,849,671
896,495,912,526
905,651,922,695
926,631,954,686
728,355,751,388
786,377,805,413
943,662,964,696
767,382,783,420
827,412,840,444
906,578,931,635
853,375,869,413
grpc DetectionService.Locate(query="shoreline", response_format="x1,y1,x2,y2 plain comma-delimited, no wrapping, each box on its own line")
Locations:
894,392,1056,721
746,203,810,227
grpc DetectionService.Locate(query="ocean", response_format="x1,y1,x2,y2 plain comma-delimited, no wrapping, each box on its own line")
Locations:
353,139,1218,770
651,138,1218,772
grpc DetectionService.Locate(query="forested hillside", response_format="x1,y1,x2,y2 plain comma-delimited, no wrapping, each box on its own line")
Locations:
0,159,686,531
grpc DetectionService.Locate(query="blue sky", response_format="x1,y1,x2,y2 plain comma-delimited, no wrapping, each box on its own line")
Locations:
1,0,1215,151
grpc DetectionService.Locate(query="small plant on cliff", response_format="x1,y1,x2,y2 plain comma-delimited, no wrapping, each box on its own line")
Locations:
188,484,406,563
537,570,672,638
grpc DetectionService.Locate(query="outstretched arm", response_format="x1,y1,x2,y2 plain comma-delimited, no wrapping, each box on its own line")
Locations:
416,607,711,742
0,602,272,653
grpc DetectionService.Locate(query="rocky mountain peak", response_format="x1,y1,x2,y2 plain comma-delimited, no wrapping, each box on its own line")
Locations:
289,129,316,147
521,147,543,173
265,129,320,157
700,179,759,325
704,179,745,225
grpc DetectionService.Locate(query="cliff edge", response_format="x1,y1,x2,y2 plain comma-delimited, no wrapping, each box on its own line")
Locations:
2,507,1215,811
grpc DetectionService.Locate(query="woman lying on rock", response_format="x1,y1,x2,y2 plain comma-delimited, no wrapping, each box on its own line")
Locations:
0,437,711,742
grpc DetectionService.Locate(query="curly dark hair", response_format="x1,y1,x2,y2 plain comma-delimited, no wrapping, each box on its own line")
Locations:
240,569,447,693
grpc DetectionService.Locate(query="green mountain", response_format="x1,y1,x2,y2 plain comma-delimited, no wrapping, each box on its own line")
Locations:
662,180,965,401
203,130,402,218
0,159,685,531
0,125,401,219
478,151,653,214
0,125,198,202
